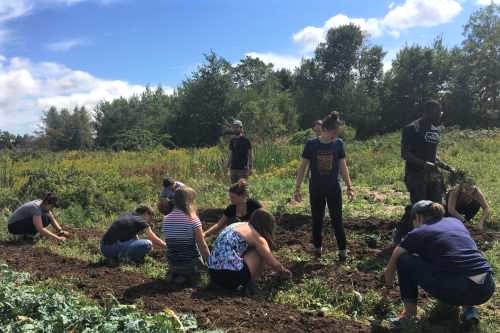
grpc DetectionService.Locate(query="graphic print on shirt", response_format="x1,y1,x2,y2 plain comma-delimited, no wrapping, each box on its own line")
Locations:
424,131,440,144
316,149,335,176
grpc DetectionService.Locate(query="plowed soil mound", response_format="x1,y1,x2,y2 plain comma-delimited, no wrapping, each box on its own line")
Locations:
0,212,495,332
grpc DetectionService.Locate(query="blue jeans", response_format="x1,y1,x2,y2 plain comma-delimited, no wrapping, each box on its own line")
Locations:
101,239,152,263
397,253,495,306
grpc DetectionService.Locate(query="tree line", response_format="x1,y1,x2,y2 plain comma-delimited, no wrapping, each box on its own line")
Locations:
1,4,498,151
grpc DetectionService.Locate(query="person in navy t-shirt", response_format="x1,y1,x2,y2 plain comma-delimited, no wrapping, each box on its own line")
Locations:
384,200,495,327
293,111,354,261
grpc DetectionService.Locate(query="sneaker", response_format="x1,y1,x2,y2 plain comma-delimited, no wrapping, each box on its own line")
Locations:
338,250,348,262
463,306,479,325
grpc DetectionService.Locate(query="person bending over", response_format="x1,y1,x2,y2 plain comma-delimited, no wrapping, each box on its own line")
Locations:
101,205,166,263
158,176,186,215
204,179,262,238
208,209,291,294
7,192,69,241
446,174,491,231
384,201,495,327
294,111,354,261
163,187,210,285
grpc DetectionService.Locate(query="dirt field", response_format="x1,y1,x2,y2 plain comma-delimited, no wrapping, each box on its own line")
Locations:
0,210,495,333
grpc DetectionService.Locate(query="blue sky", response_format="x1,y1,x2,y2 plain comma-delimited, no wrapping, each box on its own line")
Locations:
0,0,496,134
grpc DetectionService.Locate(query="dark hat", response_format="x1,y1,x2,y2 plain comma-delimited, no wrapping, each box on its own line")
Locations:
410,200,433,220
163,176,174,187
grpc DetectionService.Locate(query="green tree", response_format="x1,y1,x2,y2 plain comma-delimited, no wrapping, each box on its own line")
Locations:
170,52,238,147
462,3,500,126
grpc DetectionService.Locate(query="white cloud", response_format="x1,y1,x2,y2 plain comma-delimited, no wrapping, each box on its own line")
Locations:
0,1,32,22
245,52,302,70
292,0,462,51
293,14,384,52
383,0,462,30
46,38,87,52
0,55,173,134
476,0,500,5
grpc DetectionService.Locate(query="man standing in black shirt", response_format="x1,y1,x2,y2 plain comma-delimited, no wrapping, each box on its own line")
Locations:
394,100,455,243
401,100,454,204
227,120,253,184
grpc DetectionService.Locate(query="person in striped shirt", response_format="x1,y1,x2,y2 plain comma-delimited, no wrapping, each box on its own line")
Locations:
162,186,210,285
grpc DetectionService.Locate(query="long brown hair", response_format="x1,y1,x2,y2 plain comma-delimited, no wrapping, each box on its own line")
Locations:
174,187,197,217
249,209,276,249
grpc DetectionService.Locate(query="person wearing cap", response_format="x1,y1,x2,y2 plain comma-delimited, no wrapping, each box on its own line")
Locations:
7,192,69,241
227,120,253,184
101,205,166,263
384,200,495,327
158,176,186,215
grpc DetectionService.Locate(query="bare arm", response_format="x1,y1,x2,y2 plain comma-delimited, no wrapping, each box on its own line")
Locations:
476,188,491,229
253,236,289,275
293,158,310,202
339,158,354,201
47,211,69,236
447,190,465,222
194,227,210,261
204,215,229,238
145,227,166,248
33,216,64,241
384,246,407,287
226,149,232,171
248,148,254,173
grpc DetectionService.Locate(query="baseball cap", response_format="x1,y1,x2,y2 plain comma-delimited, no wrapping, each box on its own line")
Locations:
232,120,243,127
410,200,433,219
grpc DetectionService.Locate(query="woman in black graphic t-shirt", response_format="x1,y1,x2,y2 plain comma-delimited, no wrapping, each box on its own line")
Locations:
204,179,262,238
293,111,354,261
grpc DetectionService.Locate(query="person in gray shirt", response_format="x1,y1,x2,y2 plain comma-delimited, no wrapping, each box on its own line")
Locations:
7,192,69,241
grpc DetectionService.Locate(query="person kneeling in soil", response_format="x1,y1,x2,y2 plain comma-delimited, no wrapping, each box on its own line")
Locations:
7,192,69,242
158,176,186,215
446,173,491,231
208,209,291,294
293,111,354,261
384,201,495,327
204,179,262,238
162,187,210,285
101,205,166,264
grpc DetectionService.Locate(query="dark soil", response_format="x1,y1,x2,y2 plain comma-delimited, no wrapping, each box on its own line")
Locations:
0,212,496,333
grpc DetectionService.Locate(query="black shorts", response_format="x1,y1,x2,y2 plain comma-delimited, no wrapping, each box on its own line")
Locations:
209,262,251,290
8,215,51,236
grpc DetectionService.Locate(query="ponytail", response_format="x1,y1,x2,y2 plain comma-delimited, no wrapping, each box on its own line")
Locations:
427,203,445,220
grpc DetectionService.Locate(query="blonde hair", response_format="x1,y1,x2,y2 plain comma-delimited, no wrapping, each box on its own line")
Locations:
419,203,446,220
174,187,197,217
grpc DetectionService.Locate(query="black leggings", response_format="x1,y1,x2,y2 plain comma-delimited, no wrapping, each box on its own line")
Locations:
309,183,346,250
8,215,51,235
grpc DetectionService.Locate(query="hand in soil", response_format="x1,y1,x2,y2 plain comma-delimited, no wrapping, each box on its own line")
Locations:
347,188,355,201
57,236,67,242
280,268,293,280
59,230,70,237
